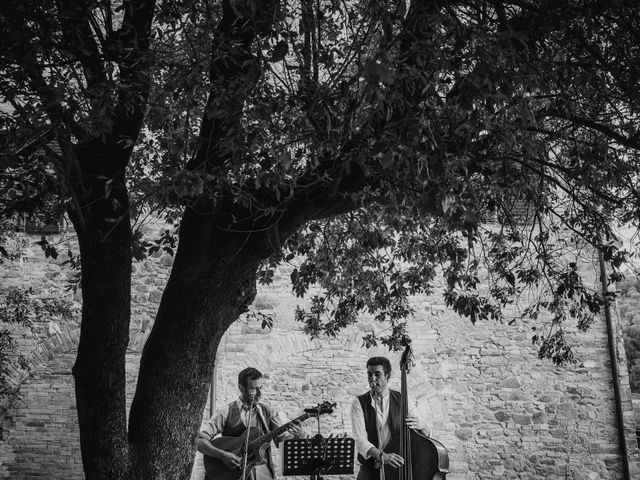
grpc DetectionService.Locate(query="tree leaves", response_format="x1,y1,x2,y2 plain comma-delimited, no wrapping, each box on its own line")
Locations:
2,0,640,367
35,236,58,260
364,59,395,85
269,40,288,62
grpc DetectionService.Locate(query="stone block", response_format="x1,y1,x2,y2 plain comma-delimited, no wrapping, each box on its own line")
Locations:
494,411,510,422
499,376,522,388
532,412,547,424
455,428,473,441
160,254,174,266
512,414,531,425
149,289,163,303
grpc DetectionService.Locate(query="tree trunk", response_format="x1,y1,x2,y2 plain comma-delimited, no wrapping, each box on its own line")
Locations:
70,2,294,477
69,162,133,479
128,208,271,479
124,2,285,474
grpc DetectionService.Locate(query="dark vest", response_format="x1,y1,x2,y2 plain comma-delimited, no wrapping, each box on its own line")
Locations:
357,390,402,480
222,401,275,477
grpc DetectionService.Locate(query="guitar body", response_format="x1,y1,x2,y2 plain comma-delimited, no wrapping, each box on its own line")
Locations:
201,402,335,480
203,427,270,480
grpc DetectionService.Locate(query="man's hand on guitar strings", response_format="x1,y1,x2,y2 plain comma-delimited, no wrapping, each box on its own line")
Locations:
221,451,242,470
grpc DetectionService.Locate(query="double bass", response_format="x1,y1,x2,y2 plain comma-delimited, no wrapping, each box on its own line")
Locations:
398,340,449,480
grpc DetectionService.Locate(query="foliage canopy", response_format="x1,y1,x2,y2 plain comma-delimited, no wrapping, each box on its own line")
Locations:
2,0,638,358
1,0,640,478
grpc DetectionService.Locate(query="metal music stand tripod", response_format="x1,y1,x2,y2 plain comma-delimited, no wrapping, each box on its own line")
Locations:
282,428,354,480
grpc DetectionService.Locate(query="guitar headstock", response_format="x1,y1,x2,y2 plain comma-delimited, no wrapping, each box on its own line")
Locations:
304,401,336,416
400,337,415,373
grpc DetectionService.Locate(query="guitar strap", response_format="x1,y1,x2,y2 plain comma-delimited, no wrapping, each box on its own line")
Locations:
254,403,270,435
253,404,276,477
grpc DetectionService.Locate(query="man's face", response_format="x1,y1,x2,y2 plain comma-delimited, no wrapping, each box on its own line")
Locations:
367,365,389,396
239,377,263,404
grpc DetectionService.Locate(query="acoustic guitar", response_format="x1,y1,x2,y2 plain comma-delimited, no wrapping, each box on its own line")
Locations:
204,401,335,480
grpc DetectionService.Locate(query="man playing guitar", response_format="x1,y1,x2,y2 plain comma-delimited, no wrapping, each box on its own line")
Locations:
196,367,309,480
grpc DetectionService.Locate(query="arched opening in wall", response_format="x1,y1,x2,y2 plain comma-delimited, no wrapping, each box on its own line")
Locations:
0,352,83,480
0,321,86,480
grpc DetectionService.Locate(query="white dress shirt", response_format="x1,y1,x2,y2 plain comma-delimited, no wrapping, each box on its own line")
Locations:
350,389,431,459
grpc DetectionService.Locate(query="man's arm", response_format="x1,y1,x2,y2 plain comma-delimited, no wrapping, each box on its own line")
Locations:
195,435,242,469
351,397,404,468
406,402,431,438
265,405,309,444
195,406,242,470
350,397,378,459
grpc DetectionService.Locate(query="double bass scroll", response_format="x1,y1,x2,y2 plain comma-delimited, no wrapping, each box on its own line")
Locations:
399,339,449,480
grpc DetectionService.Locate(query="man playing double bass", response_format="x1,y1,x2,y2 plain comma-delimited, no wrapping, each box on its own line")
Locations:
351,356,432,480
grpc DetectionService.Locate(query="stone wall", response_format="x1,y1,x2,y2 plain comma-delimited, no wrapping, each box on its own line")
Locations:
199,261,640,480
1,230,639,480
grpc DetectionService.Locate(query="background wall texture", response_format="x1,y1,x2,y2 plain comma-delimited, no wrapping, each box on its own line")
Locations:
1,229,639,479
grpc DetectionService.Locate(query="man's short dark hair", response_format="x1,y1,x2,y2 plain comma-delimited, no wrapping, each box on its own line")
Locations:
238,367,262,388
367,357,392,376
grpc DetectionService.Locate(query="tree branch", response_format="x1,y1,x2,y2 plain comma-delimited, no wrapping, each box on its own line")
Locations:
55,0,106,88
544,108,640,150
188,0,279,173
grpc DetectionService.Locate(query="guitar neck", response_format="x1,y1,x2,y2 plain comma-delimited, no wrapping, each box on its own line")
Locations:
250,412,311,448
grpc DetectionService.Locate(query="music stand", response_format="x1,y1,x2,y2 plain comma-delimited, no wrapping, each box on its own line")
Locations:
282,436,354,480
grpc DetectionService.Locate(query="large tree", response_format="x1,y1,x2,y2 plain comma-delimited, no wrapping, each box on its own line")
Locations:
1,0,639,478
